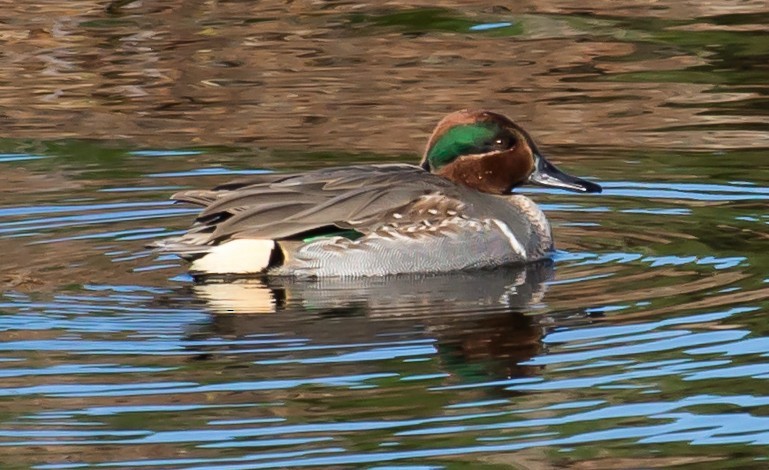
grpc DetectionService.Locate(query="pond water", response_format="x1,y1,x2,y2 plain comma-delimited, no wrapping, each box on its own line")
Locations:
2,1,769,468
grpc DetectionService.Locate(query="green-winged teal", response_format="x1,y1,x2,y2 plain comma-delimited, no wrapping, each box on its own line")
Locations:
156,110,601,277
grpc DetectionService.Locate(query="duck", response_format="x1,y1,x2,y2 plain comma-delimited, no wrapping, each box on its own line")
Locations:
155,109,601,278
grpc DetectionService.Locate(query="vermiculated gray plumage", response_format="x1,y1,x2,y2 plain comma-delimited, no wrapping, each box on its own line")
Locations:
157,164,553,277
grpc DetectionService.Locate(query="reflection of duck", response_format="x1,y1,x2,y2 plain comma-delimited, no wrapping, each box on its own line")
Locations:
194,260,553,315
190,262,554,379
156,110,600,277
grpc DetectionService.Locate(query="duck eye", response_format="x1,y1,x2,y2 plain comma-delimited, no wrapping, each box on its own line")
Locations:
489,134,515,151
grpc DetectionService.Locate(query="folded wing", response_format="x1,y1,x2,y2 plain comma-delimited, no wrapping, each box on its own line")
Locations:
162,164,464,251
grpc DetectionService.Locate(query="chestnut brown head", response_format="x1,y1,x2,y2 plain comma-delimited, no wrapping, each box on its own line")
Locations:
421,110,601,195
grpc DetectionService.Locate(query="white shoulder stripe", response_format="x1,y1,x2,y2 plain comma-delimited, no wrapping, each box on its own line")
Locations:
490,219,527,259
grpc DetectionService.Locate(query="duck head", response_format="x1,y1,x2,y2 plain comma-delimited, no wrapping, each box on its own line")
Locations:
421,110,602,195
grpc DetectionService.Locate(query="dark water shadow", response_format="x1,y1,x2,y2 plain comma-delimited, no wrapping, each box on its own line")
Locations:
184,262,555,381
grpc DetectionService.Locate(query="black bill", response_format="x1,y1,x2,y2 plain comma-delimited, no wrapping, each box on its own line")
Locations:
528,154,602,193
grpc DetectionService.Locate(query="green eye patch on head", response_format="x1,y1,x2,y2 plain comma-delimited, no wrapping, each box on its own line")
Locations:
426,122,509,170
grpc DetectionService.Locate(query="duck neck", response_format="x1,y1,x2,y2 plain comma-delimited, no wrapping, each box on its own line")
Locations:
436,152,531,194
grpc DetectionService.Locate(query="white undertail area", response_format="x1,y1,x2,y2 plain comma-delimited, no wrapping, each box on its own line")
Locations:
190,239,276,275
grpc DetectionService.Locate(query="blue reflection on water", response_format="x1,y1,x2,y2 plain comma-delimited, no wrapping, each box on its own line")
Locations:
469,22,513,31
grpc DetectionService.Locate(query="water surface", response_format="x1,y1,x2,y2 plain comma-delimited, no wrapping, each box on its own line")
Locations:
2,1,769,468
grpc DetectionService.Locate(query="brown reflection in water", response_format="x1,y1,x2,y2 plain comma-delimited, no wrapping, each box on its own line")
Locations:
555,266,746,304
202,306,545,378
431,310,545,380
549,265,752,319
189,264,552,382
504,454,724,470
1,1,768,151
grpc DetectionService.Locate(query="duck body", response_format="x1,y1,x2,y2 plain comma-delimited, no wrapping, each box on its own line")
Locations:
157,110,600,278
